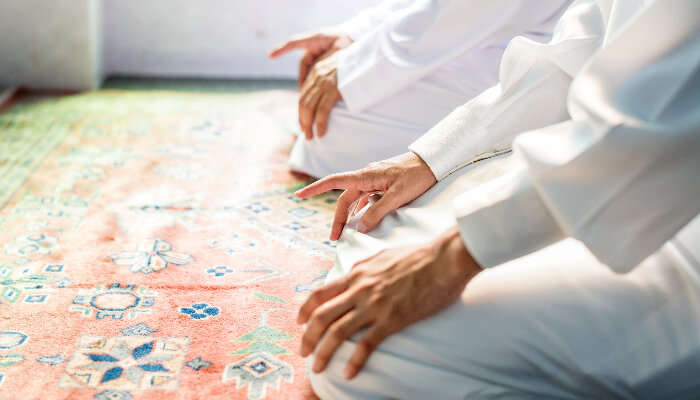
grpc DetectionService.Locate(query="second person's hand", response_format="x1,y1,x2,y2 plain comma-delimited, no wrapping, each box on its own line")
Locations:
269,31,352,88
269,31,353,139
297,53,341,139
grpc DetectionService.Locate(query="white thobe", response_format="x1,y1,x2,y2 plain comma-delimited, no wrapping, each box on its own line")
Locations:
288,0,571,178
309,0,700,398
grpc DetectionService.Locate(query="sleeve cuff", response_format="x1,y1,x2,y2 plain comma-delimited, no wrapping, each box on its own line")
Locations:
453,163,565,268
409,86,508,181
408,124,490,182
336,33,387,114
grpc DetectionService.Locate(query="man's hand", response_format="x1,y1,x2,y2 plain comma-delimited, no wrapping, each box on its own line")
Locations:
269,31,353,138
298,227,482,379
296,152,437,240
269,32,352,87
297,53,342,139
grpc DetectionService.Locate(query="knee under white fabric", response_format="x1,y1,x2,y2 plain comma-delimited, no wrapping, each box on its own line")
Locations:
309,156,700,399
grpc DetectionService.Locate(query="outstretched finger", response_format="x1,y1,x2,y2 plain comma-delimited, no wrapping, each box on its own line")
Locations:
344,325,390,379
269,37,311,58
331,190,363,241
295,172,360,198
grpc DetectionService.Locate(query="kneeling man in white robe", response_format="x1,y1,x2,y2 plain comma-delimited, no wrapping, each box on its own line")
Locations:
269,0,571,178
294,0,700,398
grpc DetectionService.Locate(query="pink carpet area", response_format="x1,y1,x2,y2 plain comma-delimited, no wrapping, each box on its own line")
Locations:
0,88,336,399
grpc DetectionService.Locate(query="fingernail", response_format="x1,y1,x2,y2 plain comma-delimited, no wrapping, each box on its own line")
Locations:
312,361,322,374
357,222,368,234
344,366,356,380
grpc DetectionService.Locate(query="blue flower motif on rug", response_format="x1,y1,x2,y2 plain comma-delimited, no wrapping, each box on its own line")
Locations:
85,341,169,384
180,303,219,319
206,265,233,277
60,335,189,391
283,221,307,231
186,357,212,371
208,234,258,256
244,202,270,214
109,238,193,274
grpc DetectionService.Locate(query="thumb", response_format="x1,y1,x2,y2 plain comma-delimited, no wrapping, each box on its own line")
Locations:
298,51,315,89
358,193,398,234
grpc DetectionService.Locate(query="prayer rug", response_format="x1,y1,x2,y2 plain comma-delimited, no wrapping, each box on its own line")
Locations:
0,87,334,399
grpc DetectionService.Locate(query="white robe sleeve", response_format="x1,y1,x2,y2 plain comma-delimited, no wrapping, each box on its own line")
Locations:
336,0,572,113
337,0,415,41
454,0,700,273
409,0,605,181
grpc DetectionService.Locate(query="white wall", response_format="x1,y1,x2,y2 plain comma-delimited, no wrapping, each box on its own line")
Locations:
0,0,376,89
0,0,101,90
102,0,376,79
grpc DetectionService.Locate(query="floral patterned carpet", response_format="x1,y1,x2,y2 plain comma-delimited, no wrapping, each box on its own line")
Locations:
0,87,335,399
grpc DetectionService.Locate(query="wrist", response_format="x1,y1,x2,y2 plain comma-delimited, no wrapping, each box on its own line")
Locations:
436,227,482,279
408,151,437,184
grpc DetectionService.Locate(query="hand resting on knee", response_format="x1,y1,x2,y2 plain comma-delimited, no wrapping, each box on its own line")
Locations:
298,227,482,379
269,30,353,139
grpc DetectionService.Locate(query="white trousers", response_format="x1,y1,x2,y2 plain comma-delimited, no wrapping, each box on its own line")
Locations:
288,47,503,178
309,156,700,399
